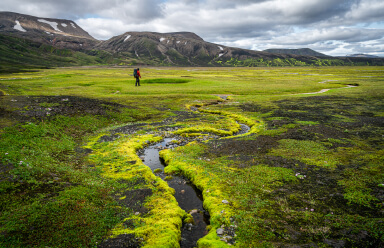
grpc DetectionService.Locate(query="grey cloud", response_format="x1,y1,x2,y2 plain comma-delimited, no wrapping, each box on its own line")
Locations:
1,0,384,56
0,0,164,22
273,28,384,45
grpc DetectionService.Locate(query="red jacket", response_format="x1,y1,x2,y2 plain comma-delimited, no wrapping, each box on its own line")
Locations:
136,70,141,78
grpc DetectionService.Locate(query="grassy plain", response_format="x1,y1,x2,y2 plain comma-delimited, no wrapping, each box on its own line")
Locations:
0,66,383,247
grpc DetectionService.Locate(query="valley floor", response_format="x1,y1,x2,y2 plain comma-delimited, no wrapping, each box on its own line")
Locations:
0,66,383,247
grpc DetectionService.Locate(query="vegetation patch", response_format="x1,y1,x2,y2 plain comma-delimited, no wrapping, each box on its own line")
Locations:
0,66,383,247
142,78,191,84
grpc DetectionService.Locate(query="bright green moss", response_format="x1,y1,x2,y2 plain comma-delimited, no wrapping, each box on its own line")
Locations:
86,134,187,247
269,139,340,168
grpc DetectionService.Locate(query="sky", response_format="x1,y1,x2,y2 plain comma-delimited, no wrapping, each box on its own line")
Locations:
1,0,384,56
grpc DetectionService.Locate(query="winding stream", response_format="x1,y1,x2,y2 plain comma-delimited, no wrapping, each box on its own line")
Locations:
137,83,353,246
140,138,210,247
138,99,252,247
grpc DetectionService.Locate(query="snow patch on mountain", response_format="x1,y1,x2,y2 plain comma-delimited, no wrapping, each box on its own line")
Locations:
38,19,62,32
124,35,131,42
14,20,26,32
160,37,166,42
61,23,67,27
218,46,223,50
70,22,76,28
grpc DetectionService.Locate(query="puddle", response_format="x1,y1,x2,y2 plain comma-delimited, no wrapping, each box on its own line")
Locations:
140,138,209,248
236,123,250,135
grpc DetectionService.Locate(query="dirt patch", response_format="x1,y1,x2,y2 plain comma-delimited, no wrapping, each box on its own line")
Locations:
0,95,131,123
97,234,142,248
0,162,15,182
208,135,279,157
164,111,206,123
115,187,152,214
239,103,272,113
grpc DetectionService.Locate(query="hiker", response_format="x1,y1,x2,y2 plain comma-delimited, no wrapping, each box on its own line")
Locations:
134,68,141,86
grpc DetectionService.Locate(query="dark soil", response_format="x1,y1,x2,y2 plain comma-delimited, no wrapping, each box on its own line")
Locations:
116,188,152,214
97,234,142,248
208,135,279,157
206,95,384,247
0,162,14,183
0,95,131,124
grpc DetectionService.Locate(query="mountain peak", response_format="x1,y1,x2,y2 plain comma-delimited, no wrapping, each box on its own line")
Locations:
0,11,95,40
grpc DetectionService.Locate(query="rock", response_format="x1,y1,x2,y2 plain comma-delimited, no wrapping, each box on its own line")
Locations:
189,209,198,214
135,212,140,215
216,228,224,235
140,156,145,161
180,190,185,194
222,200,229,204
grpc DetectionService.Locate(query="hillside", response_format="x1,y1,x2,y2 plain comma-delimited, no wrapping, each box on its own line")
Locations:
0,34,114,73
96,31,321,66
0,11,99,50
264,48,330,57
1,11,384,71
346,53,380,58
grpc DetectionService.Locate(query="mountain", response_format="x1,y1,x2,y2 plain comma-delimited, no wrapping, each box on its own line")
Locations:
96,31,320,66
0,11,98,50
346,54,380,58
1,11,384,72
264,48,330,57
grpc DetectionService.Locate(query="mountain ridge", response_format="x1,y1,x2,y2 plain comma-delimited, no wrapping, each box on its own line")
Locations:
345,53,380,58
264,48,330,57
1,11,384,71
0,11,98,50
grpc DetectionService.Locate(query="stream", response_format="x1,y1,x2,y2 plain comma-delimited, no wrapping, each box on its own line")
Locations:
140,138,210,248
139,99,251,247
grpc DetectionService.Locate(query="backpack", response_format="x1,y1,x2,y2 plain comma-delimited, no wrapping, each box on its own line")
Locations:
133,69,137,78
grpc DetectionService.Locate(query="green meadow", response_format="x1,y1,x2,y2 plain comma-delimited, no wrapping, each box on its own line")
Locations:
0,66,383,247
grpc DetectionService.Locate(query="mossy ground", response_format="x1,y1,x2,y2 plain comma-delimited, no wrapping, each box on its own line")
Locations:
0,66,383,247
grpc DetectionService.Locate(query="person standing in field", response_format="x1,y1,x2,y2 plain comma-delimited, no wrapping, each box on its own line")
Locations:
134,68,141,86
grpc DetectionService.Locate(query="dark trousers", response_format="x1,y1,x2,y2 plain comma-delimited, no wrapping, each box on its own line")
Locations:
135,77,140,86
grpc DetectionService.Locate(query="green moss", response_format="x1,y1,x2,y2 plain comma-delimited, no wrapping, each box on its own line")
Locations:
269,139,340,168
85,134,187,247
164,175,173,181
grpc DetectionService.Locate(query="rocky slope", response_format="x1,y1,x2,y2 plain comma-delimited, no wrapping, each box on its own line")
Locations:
264,48,330,57
96,31,319,66
0,11,98,50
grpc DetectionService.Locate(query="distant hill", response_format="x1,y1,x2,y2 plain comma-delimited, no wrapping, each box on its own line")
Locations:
0,11,99,50
264,48,330,57
1,11,384,72
95,31,318,66
346,54,380,58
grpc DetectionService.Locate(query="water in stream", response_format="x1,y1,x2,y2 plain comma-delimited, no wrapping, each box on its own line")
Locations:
139,109,251,247
140,138,210,248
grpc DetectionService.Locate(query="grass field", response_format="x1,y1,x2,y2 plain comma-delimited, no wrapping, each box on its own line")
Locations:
0,66,383,247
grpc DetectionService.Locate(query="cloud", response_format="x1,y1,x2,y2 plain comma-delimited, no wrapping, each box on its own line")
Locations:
1,0,384,56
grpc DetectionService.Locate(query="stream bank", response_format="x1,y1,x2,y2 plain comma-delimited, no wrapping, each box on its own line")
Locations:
140,138,210,247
